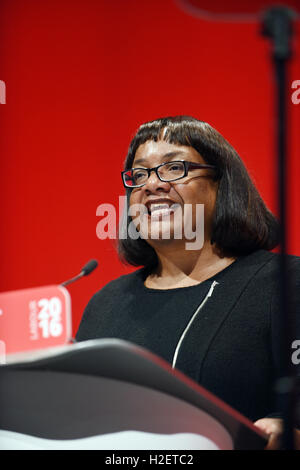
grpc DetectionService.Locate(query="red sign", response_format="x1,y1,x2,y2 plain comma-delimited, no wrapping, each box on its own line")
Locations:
0,285,72,361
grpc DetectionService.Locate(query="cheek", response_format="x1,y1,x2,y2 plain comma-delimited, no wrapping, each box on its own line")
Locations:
129,189,140,207
128,190,147,223
176,181,217,231
175,181,216,205
206,182,218,209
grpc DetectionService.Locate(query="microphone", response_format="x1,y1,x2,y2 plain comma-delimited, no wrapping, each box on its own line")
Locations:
61,259,98,287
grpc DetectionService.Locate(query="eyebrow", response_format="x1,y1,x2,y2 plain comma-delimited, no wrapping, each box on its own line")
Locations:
133,151,187,166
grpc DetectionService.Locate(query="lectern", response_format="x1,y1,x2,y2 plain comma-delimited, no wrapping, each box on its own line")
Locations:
0,339,267,450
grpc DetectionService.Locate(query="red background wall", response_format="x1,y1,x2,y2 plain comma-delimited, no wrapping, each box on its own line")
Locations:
0,0,299,337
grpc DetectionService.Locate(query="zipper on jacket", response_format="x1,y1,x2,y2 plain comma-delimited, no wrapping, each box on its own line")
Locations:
172,280,219,369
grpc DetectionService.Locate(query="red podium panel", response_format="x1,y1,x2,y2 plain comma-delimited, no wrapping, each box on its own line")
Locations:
0,285,72,361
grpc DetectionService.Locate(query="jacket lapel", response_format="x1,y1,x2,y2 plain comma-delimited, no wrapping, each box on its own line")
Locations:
174,250,275,382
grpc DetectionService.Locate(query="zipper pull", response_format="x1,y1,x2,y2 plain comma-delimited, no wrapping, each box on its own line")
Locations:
207,280,219,297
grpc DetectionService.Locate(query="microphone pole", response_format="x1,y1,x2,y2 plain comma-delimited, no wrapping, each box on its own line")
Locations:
261,6,297,450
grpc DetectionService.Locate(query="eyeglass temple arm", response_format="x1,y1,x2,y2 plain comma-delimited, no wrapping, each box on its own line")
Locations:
188,162,215,169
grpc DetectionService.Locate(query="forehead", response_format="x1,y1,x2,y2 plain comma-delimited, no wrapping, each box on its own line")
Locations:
132,140,205,166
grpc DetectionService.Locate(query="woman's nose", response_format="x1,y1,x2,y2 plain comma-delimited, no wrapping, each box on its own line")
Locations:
143,170,171,192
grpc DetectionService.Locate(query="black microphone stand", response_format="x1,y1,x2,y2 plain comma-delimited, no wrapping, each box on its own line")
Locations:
261,5,297,450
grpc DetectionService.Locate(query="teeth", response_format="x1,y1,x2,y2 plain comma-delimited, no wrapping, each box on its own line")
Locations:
149,204,171,213
147,204,176,219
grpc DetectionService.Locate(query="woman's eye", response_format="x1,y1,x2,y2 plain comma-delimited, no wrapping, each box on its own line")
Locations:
167,163,183,172
133,170,147,181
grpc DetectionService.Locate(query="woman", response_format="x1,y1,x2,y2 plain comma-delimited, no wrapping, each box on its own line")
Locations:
76,116,300,449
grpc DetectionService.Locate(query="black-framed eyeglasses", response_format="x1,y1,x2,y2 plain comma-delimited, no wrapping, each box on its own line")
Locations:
121,160,216,188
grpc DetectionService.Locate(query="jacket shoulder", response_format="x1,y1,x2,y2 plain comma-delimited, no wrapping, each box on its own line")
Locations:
246,250,300,274
75,268,145,341
90,268,145,300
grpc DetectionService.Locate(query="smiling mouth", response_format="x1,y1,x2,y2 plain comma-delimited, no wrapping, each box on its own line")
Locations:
146,203,180,220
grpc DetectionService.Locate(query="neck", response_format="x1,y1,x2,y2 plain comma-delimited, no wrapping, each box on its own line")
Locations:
146,240,236,289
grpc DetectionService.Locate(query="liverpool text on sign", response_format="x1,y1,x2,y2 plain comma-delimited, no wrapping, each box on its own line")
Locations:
0,80,6,104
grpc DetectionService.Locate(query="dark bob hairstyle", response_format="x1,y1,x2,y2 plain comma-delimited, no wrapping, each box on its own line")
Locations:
118,115,279,269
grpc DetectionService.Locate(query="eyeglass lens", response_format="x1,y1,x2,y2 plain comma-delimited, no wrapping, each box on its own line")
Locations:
127,161,185,187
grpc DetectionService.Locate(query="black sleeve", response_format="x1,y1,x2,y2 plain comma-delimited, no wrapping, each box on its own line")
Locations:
75,278,122,342
75,271,137,342
75,292,102,342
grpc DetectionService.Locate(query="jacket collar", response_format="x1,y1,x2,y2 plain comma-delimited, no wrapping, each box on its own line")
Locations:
174,249,276,381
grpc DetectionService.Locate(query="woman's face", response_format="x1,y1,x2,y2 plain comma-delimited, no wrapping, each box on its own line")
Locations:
128,139,218,250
